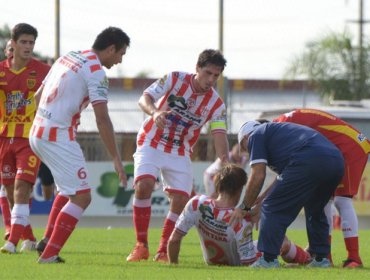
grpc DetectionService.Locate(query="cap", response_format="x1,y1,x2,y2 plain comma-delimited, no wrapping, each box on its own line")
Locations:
237,120,261,144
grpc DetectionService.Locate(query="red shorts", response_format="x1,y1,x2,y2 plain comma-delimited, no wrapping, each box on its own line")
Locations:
335,155,368,196
0,137,40,185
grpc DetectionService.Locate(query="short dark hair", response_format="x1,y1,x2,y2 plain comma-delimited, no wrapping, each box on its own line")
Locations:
11,23,38,41
214,164,247,197
92,27,130,51
197,49,227,71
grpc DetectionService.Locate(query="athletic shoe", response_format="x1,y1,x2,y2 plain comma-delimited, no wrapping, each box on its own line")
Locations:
306,258,332,268
153,252,168,263
38,255,65,264
20,240,37,252
126,242,149,262
342,259,363,268
250,256,279,268
36,238,49,256
0,241,16,254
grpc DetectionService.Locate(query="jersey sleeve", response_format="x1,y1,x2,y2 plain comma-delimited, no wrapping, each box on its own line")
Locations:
143,72,173,102
175,196,198,235
209,102,227,134
86,69,109,105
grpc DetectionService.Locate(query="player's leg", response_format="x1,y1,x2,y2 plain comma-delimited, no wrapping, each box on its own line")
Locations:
334,195,363,267
280,236,311,265
0,185,12,240
323,199,334,263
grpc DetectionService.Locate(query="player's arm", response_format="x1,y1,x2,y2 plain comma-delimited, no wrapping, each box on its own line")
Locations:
138,94,170,129
93,102,127,187
212,132,229,164
168,230,185,264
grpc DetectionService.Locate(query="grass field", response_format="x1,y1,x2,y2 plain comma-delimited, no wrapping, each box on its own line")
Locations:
0,228,369,279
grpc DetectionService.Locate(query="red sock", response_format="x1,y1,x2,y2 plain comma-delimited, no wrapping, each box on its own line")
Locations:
44,195,69,239
8,224,25,246
0,196,11,232
21,225,36,241
41,211,79,259
344,237,362,263
133,206,151,244
294,245,311,264
157,218,176,253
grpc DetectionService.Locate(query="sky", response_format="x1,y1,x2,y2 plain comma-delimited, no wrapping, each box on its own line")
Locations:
1,0,368,79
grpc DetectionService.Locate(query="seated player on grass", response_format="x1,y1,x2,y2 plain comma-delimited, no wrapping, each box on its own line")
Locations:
168,164,310,266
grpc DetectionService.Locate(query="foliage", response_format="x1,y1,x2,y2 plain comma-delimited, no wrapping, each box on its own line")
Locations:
284,30,370,101
0,228,369,279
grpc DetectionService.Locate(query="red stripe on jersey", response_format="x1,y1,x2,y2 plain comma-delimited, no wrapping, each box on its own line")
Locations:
213,208,220,219
192,198,199,211
149,75,179,149
36,126,45,138
49,127,57,141
163,77,191,153
233,222,242,233
86,54,98,60
138,119,154,146
68,127,75,140
90,64,101,73
81,50,90,54
204,97,224,123
14,124,25,137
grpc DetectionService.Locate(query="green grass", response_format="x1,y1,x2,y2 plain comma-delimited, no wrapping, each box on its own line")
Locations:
0,228,370,279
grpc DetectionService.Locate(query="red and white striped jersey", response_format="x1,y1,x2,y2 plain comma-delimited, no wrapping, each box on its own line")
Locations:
137,72,227,157
175,195,257,266
33,50,108,136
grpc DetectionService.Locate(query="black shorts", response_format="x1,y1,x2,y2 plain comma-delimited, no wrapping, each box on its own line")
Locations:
38,162,54,186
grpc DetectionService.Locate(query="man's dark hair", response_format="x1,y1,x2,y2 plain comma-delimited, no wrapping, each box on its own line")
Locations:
214,164,247,197
11,23,38,41
92,27,130,51
197,49,227,71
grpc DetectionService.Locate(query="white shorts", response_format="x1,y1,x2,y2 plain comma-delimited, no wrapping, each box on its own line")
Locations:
133,145,193,197
29,136,90,196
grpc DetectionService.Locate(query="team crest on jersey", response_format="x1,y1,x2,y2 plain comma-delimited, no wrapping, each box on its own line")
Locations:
159,74,168,86
27,79,36,89
0,71,5,77
187,98,196,109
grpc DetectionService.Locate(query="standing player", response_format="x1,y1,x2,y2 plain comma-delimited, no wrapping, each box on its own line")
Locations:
203,143,247,197
126,49,229,263
168,164,311,266
274,108,369,268
27,26,130,263
0,23,50,253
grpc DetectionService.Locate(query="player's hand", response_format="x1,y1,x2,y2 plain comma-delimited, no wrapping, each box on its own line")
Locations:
114,160,127,188
153,111,171,129
228,208,244,227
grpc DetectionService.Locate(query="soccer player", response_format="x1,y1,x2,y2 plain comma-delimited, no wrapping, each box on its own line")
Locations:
3,40,13,58
231,120,344,268
28,26,130,263
203,143,247,197
168,164,311,266
0,23,51,253
274,108,369,268
126,49,230,263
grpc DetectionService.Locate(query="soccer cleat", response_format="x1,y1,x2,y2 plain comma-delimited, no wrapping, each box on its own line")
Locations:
250,256,279,268
306,258,332,268
20,240,37,252
0,241,16,254
153,252,168,263
36,238,49,256
126,242,149,262
38,255,65,264
342,259,363,268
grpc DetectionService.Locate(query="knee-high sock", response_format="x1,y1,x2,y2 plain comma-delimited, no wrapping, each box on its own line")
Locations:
157,211,179,253
133,198,151,245
334,196,362,262
0,188,11,233
21,198,36,241
40,202,83,259
281,242,311,264
8,204,29,246
44,194,69,239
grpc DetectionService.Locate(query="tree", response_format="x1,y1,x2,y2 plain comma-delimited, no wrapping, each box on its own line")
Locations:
283,30,370,101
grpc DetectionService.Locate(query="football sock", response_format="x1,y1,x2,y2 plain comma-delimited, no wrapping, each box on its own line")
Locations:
41,202,83,259
44,194,69,239
281,242,310,264
0,190,11,233
8,204,29,246
157,211,178,253
133,198,151,245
